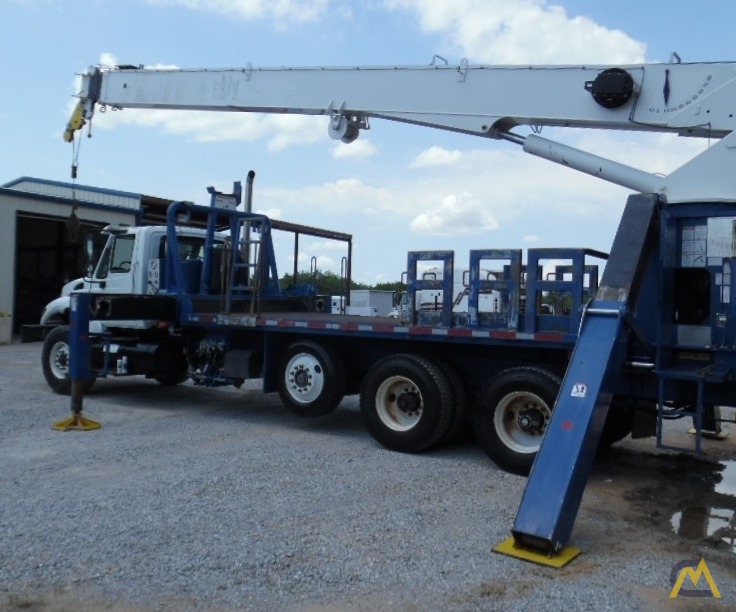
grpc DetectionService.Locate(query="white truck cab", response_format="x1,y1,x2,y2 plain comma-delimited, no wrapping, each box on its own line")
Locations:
40,223,217,331
40,222,222,394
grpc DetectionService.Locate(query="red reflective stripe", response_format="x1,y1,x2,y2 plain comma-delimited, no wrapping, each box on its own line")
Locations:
409,327,434,335
490,330,516,340
448,328,474,337
534,332,565,342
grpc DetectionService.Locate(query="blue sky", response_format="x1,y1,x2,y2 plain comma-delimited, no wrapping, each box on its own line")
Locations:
3,0,736,284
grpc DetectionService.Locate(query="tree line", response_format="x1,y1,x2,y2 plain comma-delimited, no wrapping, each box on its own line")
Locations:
280,269,404,295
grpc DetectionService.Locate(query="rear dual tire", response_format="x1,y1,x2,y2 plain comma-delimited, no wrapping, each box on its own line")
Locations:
473,367,560,476
360,354,455,453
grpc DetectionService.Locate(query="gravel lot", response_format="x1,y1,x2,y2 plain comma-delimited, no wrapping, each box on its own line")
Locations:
2,339,736,611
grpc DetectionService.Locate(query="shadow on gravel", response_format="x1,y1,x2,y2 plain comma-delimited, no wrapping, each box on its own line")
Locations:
67,377,492,462
75,377,369,439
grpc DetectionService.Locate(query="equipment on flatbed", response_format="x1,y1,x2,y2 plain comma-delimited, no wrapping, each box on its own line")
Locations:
58,57,736,561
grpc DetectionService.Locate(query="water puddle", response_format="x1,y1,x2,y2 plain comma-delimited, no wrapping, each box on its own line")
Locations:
671,506,736,552
715,460,736,496
670,460,736,552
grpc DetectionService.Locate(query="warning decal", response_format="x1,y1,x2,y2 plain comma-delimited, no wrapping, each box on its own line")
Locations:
571,383,587,398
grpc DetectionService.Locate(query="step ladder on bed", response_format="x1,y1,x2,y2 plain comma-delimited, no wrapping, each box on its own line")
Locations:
225,217,263,315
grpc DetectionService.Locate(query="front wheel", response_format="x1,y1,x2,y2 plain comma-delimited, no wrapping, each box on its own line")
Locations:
278,341,345,417
41,326,95,395
360,354,453,453
473,367,561,476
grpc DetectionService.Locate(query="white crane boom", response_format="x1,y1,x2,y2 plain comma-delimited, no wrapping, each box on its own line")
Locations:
66,60,736,201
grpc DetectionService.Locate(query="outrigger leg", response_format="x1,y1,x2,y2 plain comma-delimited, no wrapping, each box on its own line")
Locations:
53,292,101,431
495,194,660,566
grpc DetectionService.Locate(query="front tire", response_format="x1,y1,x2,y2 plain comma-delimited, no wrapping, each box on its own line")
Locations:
41,326,95,395
360,354,453,453
278,341,345,417
473,367,561,476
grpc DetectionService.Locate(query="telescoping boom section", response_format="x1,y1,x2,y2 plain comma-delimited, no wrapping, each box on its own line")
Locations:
61,57,736,563
67,60,736,202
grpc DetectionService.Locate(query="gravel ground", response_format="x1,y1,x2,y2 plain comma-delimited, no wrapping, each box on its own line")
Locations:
2,340,736,611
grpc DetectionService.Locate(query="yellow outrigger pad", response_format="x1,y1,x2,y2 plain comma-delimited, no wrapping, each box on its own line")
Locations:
52,413,101,431
493,536,582,568
687,427,729,440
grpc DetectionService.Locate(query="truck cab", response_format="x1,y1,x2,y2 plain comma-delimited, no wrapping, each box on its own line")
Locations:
40,222,222,394
40,224,216,331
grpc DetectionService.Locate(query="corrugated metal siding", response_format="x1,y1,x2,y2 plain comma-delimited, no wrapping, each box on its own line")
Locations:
7,178,140,210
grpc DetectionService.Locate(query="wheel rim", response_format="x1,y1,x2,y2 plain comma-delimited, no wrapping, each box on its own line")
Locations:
283,352,325,404
375,375,424,432
493,390,551,454
49,340,70,380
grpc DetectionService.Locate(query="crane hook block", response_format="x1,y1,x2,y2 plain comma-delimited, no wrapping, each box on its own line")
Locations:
584,68,635,109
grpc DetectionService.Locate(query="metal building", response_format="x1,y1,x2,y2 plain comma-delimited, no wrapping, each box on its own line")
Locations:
0,177,174,334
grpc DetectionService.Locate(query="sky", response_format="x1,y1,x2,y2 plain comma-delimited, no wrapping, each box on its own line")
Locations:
3,0,736,285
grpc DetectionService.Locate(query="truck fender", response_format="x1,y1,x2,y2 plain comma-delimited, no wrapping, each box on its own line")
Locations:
40,296,71,325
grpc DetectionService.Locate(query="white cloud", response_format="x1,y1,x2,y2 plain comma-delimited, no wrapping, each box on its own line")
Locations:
263,178,394,213
254,129,706,240
308,239,350,251
409,192,499,235
256,207,283,219
99,52,119,68
147,0,332,24
411,146,462,168
332,139,377,159
385,0,646,64
294,252,337,271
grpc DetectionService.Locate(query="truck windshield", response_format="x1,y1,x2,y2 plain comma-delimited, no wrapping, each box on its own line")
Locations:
96,235,135,279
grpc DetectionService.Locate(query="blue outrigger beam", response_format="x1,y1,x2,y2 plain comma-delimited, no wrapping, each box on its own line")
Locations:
508,194,660,557
53,291,101,431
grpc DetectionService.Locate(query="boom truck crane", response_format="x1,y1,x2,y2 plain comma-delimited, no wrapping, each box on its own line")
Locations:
60,58,736,564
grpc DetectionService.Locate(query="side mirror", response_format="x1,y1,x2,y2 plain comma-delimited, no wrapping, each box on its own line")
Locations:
84,233,96,278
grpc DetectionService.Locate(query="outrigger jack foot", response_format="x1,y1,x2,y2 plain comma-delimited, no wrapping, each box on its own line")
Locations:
52,413,101,431
687,427,729,440
493,537,581,568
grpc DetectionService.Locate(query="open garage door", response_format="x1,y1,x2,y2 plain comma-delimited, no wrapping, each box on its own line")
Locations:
14,213,105,330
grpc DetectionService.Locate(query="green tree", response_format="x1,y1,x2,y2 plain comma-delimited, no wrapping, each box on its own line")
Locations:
280,270,403,294
373,281,406,292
